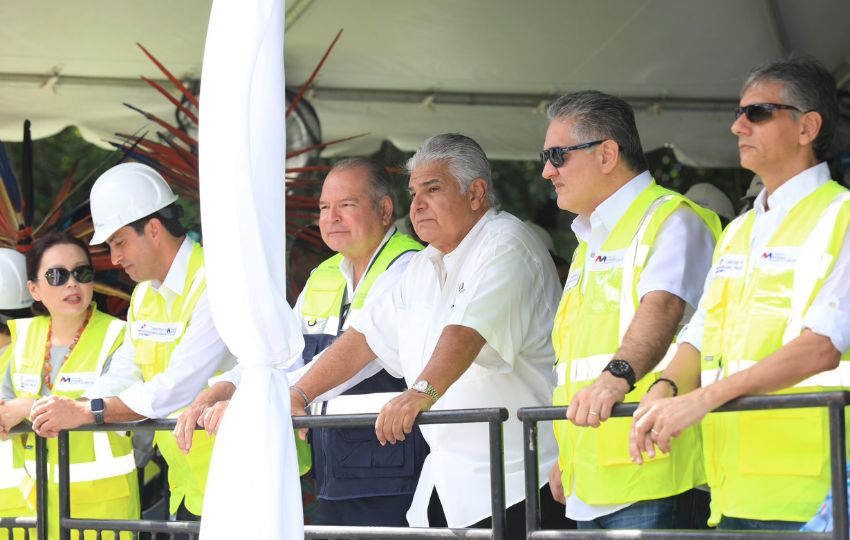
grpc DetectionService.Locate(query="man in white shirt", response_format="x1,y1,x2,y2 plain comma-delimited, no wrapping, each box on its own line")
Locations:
287,134,568,536
543,91,719,529
29,163,235,522
631,58,850,531
176,158,429,528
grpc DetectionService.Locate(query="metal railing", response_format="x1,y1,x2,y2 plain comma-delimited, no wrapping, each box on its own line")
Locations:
28,407,508,539
0,427,46,540
517,391,850,539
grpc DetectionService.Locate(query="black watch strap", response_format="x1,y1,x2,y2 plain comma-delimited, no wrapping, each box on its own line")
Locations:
90,398,105,425
603,359,636,392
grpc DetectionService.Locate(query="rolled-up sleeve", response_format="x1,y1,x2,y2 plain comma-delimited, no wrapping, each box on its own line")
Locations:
802,226,850,354
349,265,405,378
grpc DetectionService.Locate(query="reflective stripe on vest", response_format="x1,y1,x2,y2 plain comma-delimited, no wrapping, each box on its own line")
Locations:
21,432,136,483
699,180,850,525
552,180,721,505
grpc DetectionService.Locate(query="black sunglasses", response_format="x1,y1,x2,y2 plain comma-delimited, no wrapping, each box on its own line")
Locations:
540,140,605,168
43,265,95,287
734,103,802,123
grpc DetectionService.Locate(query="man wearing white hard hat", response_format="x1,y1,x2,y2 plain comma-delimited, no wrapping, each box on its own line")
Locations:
29,162,235,523
0,248,36,532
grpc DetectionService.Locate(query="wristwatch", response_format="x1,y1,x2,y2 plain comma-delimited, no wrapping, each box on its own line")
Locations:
90,398,105,425
602,359,636,393
411,380,441,403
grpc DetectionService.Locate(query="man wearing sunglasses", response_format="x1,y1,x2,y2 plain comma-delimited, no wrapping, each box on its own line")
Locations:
29,162,236,525
630,58,850,531
543,90,721,530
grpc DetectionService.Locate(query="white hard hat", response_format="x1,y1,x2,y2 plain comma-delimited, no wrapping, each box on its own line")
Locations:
524,221,555,253
684,183,735,221
0,248,33,310
743,175,764,200
89,163,178,245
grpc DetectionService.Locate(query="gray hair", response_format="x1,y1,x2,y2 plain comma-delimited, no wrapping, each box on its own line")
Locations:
743,56,838,161
328,157,395,215
546,90,648,173
405,133,497,207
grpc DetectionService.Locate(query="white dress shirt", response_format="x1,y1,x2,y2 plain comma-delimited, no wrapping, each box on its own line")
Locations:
680,162,850,355
350,209,561,528
85,238,236,418
213,227,415,402
566,171,716,521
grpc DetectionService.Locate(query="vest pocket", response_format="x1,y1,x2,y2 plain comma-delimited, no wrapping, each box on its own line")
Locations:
328,427,415,479
738,409,823,477
595,417,669,466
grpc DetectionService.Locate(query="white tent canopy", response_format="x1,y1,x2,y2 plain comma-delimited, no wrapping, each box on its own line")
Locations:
2,0,849,167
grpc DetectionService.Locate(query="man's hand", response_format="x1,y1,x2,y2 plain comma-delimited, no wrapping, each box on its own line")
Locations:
375,390,433,445
198,400,230,436
630,390,711,463
174,399,215,454
566,372,629,427
30,396,92,438
548,462,566,504
0,399,34,439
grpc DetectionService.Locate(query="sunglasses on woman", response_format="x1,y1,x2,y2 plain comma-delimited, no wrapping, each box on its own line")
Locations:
43,265,95,286
540,140,606,168
734,103,802,123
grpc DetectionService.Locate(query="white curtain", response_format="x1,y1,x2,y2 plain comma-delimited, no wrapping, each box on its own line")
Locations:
198,0,305,538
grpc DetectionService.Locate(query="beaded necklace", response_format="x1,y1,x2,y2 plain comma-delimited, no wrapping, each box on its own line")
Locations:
43,308,92,391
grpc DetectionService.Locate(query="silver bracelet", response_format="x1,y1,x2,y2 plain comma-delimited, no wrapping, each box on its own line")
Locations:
291,385,310,408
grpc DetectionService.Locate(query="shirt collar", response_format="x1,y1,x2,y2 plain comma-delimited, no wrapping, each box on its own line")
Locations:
571,170,652,243
152,237,194,296
426,208,496,280
338,226,397,291
754,162,830,215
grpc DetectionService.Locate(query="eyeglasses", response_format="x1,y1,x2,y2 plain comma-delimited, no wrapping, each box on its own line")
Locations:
43,265,95,287
734,103,802,123
540,140,605,168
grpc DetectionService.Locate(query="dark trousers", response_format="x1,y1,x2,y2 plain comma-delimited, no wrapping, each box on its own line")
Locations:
314,493,415,527
149,502,200,540
576,488,711,530
427,484,576,539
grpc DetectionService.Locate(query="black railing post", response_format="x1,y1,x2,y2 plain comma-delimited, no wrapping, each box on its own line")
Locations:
523,420,540,539
57,431,71,540
35,434,48,540
829,400,848,540
488,417,507,540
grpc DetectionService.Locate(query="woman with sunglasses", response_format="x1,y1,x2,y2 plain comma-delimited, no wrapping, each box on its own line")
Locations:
0,231,139,539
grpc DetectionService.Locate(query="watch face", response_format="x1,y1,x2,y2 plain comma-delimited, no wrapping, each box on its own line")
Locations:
412,381,427,392
609,360,630,376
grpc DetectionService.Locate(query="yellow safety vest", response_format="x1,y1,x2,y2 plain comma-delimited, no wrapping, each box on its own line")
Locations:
0,344,34,540
9,307,139,540
552,181,721,505
700,180,850,525
128,241,212,516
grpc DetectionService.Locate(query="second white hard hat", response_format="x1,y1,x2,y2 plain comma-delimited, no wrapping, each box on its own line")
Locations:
685,183,736,221
89,163,178,245
0,248,33,310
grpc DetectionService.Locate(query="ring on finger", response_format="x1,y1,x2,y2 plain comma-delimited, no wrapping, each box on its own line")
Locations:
588,411,600,417
650,428,660,435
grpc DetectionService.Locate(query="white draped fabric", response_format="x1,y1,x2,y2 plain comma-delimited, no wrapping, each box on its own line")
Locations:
197,0,305,537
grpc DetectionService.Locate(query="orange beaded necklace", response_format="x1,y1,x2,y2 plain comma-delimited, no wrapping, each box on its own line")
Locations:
43,308,92,392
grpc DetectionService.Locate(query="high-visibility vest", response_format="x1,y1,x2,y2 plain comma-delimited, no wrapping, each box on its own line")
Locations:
128,241,212,516
9,308,139,540
699,180,850,525
0,344,35,540
302,231,429,500
552,181,721,505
